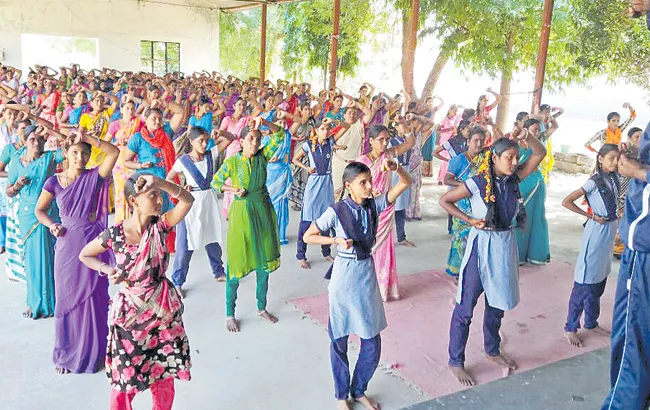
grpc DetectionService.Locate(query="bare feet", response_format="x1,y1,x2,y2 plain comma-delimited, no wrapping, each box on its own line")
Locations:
587,326,611,336
353,395,381,410
486,353,517,370
174,286,185,299
337,400,352,410
55,367,70,375
226,317,240,332
258,310,279,324
398,240,416,248
449,365,475,386
325,255,335,263
22,308,32,319
215,276,226,283
299,259,311,269
564,331,582,347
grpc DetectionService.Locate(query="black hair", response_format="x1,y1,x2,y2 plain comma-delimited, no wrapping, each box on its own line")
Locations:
368,124,390,140
338,161,372,201
407,102,418,111
455,120,471,138
16,119,31,128
628,127,642,137
344,106,357,115
483,138,525,230
124,172,156,211
523,118,540,129
240,127,261,140
468,126,486,140
476,94,487,114
188,126,209,141
607,112,620,121
595,144,620,175
539,104,551,112
515,111,529,123
144,107,163,118
198,95,211,106
24,124,38,139
461,108,476,121
592,144,621,212
65,139,92,154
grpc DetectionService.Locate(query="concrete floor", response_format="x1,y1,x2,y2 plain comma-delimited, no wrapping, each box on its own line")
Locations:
402,348,611,410
0,169,610,410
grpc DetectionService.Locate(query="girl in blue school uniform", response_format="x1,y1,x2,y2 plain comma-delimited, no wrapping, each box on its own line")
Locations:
438,132,547,387
390,121,415,247
561,144,620,347
303,161,411,410
292,117,349,269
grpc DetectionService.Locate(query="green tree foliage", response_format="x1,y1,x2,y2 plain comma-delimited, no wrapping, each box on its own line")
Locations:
555,0,650,91
401,0,650,124
219,8,282,78
280,0,383,79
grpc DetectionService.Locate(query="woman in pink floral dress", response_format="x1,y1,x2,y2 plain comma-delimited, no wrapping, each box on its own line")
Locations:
80,174,194,410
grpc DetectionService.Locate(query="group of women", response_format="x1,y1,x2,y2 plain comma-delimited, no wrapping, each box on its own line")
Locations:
0,60,643,410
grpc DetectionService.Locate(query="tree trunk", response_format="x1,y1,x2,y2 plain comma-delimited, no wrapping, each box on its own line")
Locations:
418,30,467,101
495,32,515,131
400,8,410,95
495,71,512,131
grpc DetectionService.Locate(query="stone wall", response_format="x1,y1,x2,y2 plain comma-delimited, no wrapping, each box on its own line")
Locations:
553,152,596,174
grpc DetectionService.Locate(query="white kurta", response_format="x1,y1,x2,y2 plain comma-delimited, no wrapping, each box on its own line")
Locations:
172,150,223,250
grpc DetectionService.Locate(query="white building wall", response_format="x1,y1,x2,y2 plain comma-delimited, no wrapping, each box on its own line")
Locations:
0,0,219,73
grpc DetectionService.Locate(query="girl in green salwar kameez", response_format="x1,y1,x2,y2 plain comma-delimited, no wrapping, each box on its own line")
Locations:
211,117,285,333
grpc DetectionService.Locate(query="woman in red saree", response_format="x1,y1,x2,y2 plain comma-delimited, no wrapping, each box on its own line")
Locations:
80,174,194,410
35,80,61,130
122,104,185,252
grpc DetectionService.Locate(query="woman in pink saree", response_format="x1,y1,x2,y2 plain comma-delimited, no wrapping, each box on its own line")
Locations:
218,96,261,218
436,105,462,184
357,124,414,301
107,99,143,223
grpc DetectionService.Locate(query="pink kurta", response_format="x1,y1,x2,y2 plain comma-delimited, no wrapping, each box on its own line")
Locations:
219,115,250,218
437,114,461,183
356,152,399,301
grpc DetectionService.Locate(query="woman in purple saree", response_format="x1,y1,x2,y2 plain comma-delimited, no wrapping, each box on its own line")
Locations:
35,133,119,374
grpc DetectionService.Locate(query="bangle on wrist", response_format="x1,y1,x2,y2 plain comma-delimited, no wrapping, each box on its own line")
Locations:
171,184,182,199
98,263,107,276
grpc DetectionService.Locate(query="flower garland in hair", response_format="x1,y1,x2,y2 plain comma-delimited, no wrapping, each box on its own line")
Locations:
477,149,496,204
309,129,320,152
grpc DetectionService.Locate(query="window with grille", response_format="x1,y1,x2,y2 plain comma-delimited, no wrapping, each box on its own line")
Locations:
140,40,180,75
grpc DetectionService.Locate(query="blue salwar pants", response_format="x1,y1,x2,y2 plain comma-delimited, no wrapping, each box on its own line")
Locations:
564,279,607,333
296,220,331,260
328,322,381,400
602,249,650,410
395,210,407,243
448,241,504,367
171,219,225,287
0,215,6,247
